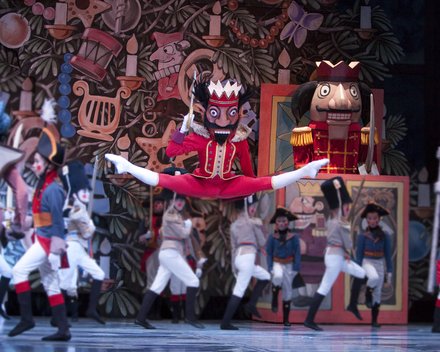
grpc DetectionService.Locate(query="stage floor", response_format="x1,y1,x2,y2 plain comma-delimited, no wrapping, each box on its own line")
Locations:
0,318,437,351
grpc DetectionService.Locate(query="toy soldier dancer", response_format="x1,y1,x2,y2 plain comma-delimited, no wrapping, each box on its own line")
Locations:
433,251,440,333
8,128,71,341
347,202,393,327
0,204,13,319
135,167,204,329
266,207,301,327
58,160,105,324
105,79,328,200
220,195,270,330
303,176,366,331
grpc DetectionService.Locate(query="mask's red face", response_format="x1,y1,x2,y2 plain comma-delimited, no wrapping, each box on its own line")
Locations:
203,80,243,145
204,103,240,145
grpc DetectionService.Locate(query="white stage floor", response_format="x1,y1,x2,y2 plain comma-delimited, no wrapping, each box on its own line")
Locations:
0,318,437,351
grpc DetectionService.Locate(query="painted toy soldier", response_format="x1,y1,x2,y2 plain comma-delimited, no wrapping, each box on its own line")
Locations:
105,79,328,199
290,61,377,174
347,202,393,327
221,195,270,330
266,207,301,327
8,128,71,341
304,176,366,331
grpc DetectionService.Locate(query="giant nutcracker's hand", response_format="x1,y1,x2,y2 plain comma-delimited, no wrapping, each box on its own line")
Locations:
105,154,159,186
180,113,194,134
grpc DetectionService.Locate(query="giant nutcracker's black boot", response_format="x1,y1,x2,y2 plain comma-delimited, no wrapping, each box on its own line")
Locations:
0,276,11,319
346,277,364,320
371,303,381,328
220,295,241,330
303,292,325,331
283,301,291,327
135,289,158,329
8,290,35,336
185,287,204,328
244,279,269,318
271,285,281,313
86,279,105,324
432,304,440,333
42,304,71,341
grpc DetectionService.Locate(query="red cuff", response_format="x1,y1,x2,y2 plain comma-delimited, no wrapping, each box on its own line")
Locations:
15,281,31,294
48,293,65,307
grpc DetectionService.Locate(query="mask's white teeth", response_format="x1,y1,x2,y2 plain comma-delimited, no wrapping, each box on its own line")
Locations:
214,130,231,135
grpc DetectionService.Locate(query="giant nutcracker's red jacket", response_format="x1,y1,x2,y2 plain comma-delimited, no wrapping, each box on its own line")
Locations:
166,123,255,179
290,121,378,174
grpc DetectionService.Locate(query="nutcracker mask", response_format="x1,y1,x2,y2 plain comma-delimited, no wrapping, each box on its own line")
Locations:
194,80,250,145
291,61,372,139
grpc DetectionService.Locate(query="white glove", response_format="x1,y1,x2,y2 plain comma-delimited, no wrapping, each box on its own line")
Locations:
139,230,152,243
48,253,61,271
183,219,192,229
180,113,194,133
195,268,202,278
387,272,393,284
105,154,132,174
197,257,207,268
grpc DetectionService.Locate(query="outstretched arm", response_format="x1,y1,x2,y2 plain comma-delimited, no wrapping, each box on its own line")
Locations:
105,154,159,186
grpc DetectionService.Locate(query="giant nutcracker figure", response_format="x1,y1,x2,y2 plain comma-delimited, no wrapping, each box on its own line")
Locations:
290,61,378,174
105,79,329,199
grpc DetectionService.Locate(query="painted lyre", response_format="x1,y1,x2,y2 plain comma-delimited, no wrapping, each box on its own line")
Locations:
73,80,131,142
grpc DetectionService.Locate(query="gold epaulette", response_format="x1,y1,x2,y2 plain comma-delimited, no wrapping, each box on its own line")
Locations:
290,127,313,146
361,127,379,145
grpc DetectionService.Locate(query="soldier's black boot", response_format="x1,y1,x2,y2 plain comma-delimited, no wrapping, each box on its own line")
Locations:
42,303,71,341
283,301,291,327
347,277,363,320
271,285,281,313
432,304,440,333
86,279,105,324
244,279,269,318
303,292,325,331
135,289,158,329
8,289,35,337
185,287,204,328
365,286,374,309
220,295,241,330
371,303,381,328
0,276,11,319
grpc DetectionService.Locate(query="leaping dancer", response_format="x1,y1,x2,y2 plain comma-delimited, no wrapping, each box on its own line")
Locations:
106,79,328,199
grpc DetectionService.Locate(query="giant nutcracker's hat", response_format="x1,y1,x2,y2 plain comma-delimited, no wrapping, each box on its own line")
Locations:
320,176,352,210
207,80,242,108
316,60,360,82
270,206,298,223
360,202,389,218
37,128,65,167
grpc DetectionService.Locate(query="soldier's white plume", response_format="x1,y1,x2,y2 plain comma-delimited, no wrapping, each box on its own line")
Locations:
41,98,57,124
